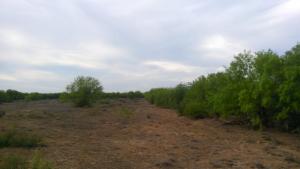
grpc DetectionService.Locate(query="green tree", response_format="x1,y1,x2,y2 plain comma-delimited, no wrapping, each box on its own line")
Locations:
0,90,8,103
66,76,103,107
277,44,300,130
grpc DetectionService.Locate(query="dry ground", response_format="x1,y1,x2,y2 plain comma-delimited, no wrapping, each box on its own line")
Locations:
0,99,300,169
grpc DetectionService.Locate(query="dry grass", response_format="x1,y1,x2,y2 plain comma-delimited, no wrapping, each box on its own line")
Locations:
0,99,299,169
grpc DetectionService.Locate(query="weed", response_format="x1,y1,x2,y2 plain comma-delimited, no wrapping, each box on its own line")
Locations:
0,155,27,169
118,107,134,119
30,152,53,169
0,152,53,169
0,128,42,148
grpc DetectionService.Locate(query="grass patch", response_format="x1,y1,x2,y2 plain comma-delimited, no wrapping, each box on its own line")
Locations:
30,152,53,169
118,107,134,119
0,152,53,169
98,99,111,105
0,128,42,148
0,155,27,169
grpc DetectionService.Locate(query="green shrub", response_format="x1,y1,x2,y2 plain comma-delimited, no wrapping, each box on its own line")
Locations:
0,129,42,148
144,84,189,110
0,90,8,104
183,101,208,118
145,43,300,131
64,76,103,107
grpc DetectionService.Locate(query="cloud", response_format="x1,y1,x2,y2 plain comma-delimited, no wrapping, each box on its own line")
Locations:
0,28,129,69
0,74,17,81
144,60,196,73
265,0,300,24
0,0,299,92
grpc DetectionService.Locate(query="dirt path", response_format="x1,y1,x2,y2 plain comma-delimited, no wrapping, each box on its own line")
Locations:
1,99,300,169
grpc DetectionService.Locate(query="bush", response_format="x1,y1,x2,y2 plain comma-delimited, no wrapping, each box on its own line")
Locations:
25,93,60,101
183,101,208,118
145,43,300,131
64,76,103,107
0,128,42,148
0,90,8,104
144,84,189,110
100,91,144,99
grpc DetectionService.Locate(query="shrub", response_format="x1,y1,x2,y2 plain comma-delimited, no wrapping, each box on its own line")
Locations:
183,101,208,118
144,84,189,110
65,76,103,107
0,90,8,104
145,43,300,131
0,128,42,148
6,89,25,101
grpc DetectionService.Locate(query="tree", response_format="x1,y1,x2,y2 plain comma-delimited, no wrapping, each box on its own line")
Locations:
65,76,103,107
277,44,300,130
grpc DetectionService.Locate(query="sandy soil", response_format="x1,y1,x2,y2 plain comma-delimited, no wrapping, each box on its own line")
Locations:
0,99,300,169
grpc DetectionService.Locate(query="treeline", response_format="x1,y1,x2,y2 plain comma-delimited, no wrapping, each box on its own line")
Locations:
0,89,60,103
145,43,300,132
101,91,144,99
0,90,144,104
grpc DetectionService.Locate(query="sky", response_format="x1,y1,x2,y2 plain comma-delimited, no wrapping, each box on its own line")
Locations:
0,0,300,92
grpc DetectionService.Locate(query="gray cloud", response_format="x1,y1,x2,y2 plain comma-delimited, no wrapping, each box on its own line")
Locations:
0,0,300,92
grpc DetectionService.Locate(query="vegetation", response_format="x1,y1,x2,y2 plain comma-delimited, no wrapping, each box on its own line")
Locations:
145,43,300,132
101,91,144,99
144,84,189,109
118,107,134,119
0,90,60,104
0,153,53,169
62,76,103,107
0,128,42,148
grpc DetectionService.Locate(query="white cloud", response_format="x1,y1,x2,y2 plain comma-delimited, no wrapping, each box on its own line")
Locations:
195,34,246,64
0,28,129,69
144,60,196,73
266,0,300,24
0,74,17,81
0,70,60,82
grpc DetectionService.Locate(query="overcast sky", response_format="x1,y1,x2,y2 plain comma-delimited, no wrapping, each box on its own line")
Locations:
0,0,300,92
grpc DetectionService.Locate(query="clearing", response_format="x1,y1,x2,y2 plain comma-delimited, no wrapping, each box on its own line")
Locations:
0,99,300,169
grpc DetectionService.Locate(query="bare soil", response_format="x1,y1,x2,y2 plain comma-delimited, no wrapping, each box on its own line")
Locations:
0,99,300,169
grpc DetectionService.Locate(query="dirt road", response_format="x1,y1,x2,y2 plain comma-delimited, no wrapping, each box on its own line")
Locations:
0,99,300,169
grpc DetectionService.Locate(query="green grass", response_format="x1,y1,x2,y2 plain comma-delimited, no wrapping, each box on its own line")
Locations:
0,152,53,169
30,152,53,169
0,155,27,169
0,128,42,148
118,107,134,119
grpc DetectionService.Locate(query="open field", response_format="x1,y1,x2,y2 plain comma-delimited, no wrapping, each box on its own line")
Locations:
0,99,300,169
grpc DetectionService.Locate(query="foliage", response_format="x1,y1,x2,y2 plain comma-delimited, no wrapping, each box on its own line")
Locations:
145,43,300,131
0,89,60,104
0,128,42,148
101,91,144,99
64,76,103,107
25,93,60,101
144,83,189,109
0,90,8,104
